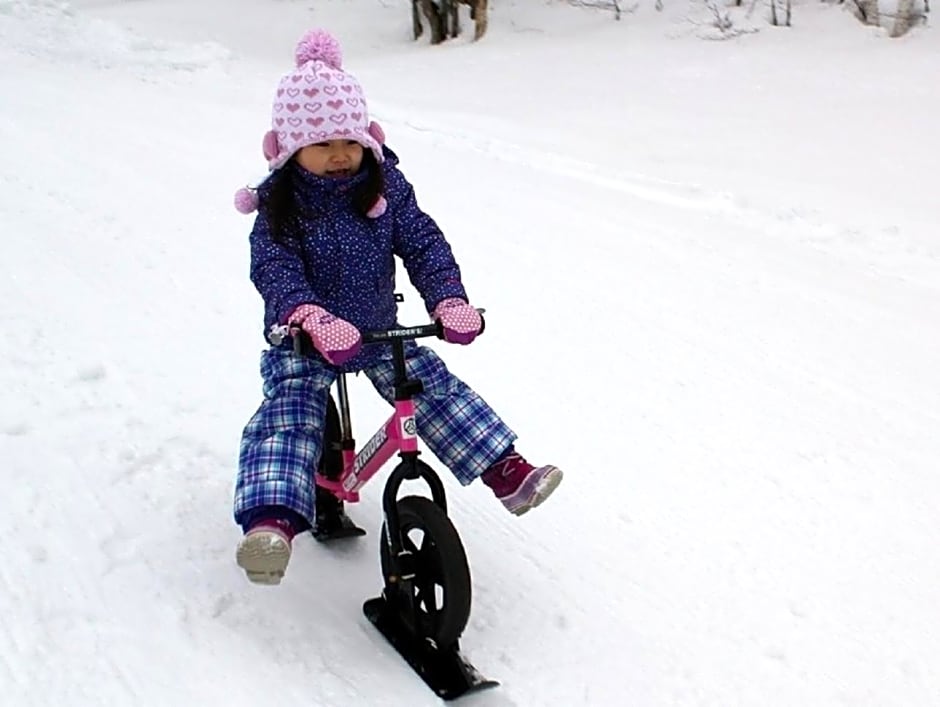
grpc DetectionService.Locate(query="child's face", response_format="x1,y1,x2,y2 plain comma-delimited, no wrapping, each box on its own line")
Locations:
295,140,365,178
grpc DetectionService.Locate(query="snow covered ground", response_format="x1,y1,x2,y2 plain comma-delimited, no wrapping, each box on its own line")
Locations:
2,0,938,705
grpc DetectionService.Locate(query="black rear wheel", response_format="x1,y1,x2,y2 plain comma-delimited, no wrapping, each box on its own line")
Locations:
380,495,471,648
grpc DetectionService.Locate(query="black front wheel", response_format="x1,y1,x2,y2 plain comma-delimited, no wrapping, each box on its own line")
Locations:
380,495,471,648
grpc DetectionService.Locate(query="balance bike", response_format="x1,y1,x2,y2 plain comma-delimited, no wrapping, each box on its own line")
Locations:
293,318,497,700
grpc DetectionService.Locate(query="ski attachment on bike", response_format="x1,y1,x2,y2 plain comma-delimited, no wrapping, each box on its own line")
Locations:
363,595,498,701
311,511,366,541
312,485,366,542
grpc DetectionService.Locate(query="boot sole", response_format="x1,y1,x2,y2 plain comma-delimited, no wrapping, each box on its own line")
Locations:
236,531,291,585
509,466,564,516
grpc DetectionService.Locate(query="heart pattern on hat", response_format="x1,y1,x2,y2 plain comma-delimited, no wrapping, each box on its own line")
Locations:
266,62,381,170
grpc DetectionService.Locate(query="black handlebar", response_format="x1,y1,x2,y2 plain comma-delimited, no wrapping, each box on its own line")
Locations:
291,309,485,358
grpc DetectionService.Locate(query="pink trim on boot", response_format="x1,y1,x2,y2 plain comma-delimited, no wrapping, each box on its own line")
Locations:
481,451,563,516
236,518,296,585
248,517,296,542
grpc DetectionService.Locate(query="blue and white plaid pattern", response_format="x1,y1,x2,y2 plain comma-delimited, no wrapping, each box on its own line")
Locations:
364,344,516,485
234,349,335,528
234,345,516,527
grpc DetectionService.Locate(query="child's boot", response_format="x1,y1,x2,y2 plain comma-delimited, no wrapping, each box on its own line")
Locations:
480,448,563,516
236,518,296,585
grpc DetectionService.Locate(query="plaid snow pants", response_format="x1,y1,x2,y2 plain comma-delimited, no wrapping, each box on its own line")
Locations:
233,343,517,528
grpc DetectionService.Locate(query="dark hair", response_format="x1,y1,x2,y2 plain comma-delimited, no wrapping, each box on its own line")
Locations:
260,148,386,246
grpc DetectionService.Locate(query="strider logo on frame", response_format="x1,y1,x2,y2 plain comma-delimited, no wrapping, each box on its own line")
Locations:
352,424,389,478
401,415,417,438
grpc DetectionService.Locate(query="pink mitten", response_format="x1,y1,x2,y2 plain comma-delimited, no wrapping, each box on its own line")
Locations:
433,298,482,345
289,304,362,365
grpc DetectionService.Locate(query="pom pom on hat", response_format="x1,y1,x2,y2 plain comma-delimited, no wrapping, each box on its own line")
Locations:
234,187,259,214
366,195,388,219
295,29,342,69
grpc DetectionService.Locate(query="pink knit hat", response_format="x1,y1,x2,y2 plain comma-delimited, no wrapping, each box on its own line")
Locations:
234,29,386,215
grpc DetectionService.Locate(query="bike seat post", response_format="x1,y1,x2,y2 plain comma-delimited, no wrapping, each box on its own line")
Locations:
335,372,354,442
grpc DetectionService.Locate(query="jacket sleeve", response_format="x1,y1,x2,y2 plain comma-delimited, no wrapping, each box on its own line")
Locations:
248,213,318,324
387,167,468,313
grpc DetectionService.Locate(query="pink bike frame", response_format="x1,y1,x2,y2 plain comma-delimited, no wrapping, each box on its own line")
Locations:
315,396,419,503
302,315,481,505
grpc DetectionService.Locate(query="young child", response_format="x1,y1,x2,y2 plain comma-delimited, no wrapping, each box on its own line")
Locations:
231,29,563,585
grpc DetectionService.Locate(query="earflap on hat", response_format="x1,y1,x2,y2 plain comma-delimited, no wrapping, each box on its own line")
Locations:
262,130,280,162
368,121,385,147
231,130,281,214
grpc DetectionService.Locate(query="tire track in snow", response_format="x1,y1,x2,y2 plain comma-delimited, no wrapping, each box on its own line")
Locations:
377,106,741,217
375,104,939,289
376,106,940,433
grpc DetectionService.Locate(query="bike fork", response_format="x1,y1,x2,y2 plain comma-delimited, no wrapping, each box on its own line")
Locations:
381,457,448,577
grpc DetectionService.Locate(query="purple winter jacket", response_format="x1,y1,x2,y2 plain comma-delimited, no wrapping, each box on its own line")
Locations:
248,146,467,371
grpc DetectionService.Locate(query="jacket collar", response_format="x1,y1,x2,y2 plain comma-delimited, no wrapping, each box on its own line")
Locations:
287,159,367,203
